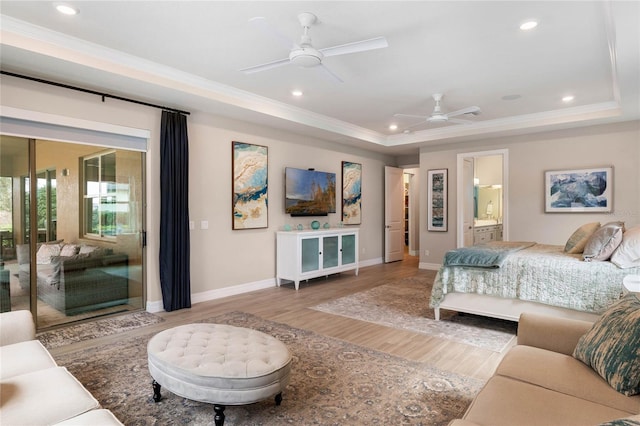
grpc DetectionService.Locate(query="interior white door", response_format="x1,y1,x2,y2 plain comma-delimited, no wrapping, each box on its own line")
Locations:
463,158,475,247
384,166,404,262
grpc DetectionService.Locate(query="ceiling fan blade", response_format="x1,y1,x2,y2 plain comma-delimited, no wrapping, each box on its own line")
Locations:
248,17,299,50
446,106,481,118
402,120,430,132
316,63,344,83
320,36,388,57
448,118,475,124
394,113,429,120
239,57,290,74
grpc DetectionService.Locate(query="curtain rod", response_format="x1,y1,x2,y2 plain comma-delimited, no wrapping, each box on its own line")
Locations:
1,70,191,116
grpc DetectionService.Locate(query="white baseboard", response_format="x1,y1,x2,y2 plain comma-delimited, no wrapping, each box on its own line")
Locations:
419,262,441,270
146,278,275,313
146,260,384,313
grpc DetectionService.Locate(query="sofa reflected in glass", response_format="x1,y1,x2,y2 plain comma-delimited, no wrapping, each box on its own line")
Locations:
17,242,129,315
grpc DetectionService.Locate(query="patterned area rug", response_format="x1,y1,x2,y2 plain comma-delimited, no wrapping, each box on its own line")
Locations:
37,310,165,349
311,275,517,352
53,311,484,426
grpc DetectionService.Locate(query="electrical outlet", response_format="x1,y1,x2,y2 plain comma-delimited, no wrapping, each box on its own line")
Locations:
425,250,430,256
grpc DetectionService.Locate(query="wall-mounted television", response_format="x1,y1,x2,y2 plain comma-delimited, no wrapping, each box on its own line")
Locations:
285,167,336,216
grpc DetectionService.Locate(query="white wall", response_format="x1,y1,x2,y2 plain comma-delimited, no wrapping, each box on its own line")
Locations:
0,76,395,309
419,121,640,268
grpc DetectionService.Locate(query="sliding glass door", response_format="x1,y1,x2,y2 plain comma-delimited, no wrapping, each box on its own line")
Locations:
0,135,145,330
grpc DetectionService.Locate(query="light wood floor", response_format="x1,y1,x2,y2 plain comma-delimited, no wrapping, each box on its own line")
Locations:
50,253,513,381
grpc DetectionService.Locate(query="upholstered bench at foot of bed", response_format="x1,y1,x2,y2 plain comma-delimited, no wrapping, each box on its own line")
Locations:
147,323,292,426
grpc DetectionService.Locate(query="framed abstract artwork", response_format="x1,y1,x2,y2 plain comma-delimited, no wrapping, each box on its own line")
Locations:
427,168,447,231
341,161,362,225
545,167,612,213
232,141,268,229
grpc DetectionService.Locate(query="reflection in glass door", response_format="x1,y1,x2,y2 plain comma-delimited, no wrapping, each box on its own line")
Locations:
0,135,145,330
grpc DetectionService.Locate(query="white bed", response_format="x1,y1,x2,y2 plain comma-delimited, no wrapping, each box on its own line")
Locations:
430,243,640,322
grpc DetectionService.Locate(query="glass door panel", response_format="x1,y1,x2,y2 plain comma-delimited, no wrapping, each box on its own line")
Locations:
34,141,145,328
301,238,319,273
0,136,29,313
341,234,356,265
322,236,339,268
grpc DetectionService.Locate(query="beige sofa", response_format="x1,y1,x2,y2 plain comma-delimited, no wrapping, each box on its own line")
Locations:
0,310,123,425
450,312,640,426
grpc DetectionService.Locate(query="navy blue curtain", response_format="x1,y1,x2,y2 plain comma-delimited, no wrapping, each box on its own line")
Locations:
159,111,191,311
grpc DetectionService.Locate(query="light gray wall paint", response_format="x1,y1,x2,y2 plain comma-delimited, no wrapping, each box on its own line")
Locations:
419,121,640,266
2,77,638,306
0,77,396,306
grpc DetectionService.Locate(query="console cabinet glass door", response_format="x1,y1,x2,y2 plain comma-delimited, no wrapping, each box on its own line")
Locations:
322,236,339,269
341,234,356,265
301,237,320,273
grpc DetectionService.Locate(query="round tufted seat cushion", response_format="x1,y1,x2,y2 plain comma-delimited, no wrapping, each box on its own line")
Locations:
147,323,292,406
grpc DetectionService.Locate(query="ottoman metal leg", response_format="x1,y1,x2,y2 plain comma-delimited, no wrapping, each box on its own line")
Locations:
152,380,162,402
275,392,283,406
213,404,225,426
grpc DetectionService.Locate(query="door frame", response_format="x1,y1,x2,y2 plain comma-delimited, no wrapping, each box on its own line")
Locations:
456,149,509,248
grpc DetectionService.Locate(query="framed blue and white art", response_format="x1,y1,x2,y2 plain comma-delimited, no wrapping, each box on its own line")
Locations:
342,161,362,225
232,141,268,229
544,166,613,213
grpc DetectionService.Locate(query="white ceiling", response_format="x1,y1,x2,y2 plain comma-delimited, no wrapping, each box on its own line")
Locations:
1,1,638,156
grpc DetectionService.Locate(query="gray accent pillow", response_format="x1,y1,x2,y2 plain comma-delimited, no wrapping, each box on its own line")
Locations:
583,221,624,262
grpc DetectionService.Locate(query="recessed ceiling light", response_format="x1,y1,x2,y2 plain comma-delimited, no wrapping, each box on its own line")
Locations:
56,4,79,15
562,95,575,102
520,20,538,31
291,90,303,97
389,124,398,131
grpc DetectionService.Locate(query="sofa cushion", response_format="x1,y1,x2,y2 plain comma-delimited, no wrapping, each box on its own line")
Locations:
565,222,600,254
60,243,80,257
583,221,625,261
574,294,640,396
0,340,57,380
54,409,124,425
0,366,100,425
463,375,634,426
497,345,640,413
36,241,63,264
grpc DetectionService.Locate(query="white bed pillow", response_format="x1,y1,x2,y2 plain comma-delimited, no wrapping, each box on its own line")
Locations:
610,226,640,268
583,222,625,262
564,222,600,254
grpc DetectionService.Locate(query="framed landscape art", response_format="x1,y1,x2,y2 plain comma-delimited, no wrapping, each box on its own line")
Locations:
427,168,447,231
232,141,268,229
545,167,612,213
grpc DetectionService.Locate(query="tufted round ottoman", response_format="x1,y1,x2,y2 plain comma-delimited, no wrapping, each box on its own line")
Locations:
147,323,292,426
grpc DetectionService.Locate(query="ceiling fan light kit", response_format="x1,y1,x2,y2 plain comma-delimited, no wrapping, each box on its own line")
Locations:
240,12,388,81
394,93,481,130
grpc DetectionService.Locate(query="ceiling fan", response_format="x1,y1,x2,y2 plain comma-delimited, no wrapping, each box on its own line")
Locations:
239,12,388,83
395,94,481,129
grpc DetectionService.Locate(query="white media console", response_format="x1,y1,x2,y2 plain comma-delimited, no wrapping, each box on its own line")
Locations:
276,228,359,290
